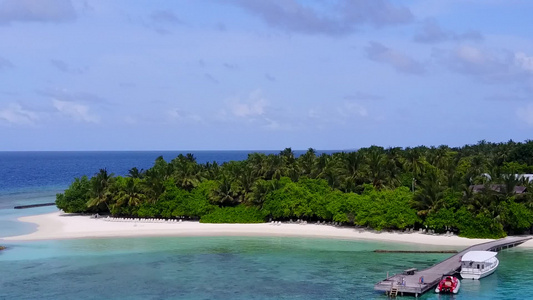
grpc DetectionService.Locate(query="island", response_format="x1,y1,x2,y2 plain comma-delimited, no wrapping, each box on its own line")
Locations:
54,140,533,239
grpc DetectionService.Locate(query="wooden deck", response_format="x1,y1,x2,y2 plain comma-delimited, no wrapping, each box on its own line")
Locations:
374,236,532,297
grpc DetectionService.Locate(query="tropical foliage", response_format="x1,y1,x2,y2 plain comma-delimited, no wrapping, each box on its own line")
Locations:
56,140,533,238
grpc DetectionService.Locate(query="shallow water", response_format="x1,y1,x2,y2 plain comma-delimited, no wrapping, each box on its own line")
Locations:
1,236,532,300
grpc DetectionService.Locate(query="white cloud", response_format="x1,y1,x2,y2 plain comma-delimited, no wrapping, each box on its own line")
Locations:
216,90,293,131
38,89,106,104
228,90,268,118
123,116,137,125
517,104,533,126
225,0,412,35
307,101,369,129
167,108,204,124
53,99,99,123
413,19,483,44
139,9,185,35
365,42,425,74
341,102,368,117
344,91,382,101
0,0,76,24
167,109,182,119
263,117,281,130
437,45,532,83
150,10,183,24
0,56,13,70
515,52,533,73
413,19,449,44
0,103,39,125
485,94,529,102
231,100,266,117
50,59,86,74
308,108,320,119
456,45,485,65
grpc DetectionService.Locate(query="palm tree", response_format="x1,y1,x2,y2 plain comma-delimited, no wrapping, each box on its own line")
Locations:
385,147,403,188
521,180,533,210
142,168,166,203
202,161,221,180
493,144,511,167
247,152,268,179
315,153,331,179
320,157,342,189
249,178,289,208
237,164,257,203
265,154,284,180
427,145,449,170
87,168,115,211
211,174,238,206
442,155,461,191
465,182,502,220
465,155,488,185
171,153,199,188
279,147,295,161
173,159,201,191
249,179,270,208
279,147,299,181
367,147,387,189
411,168,445,217
298,148,317,178
337,151,365,192
404,147,425,178
223,161,257,203
114,178,146,212
501,173,521,197
127,167,145,179
149,156,173,181
185,153,197,163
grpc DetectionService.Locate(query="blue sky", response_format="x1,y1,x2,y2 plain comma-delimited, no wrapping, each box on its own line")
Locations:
1,0,532,151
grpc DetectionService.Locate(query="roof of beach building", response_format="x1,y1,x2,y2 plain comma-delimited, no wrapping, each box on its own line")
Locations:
481,173,533,182
470,184,527,194
461,251,497,262
518,174,533,181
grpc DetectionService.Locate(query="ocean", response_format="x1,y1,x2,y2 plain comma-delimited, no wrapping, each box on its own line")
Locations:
1,151,532,299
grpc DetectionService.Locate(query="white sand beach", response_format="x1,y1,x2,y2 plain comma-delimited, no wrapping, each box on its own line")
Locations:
4,211,532,247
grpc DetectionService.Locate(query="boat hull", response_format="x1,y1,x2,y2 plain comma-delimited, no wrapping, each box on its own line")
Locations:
435,276,461,294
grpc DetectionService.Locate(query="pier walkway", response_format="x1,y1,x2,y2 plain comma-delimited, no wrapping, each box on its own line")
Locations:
14,202,55,209
374,236,532,297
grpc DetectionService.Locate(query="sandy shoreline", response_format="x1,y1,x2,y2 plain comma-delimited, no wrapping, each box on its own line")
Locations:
2,211,533,248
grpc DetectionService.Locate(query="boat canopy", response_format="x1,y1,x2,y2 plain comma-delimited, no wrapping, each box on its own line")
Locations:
461,251,497,262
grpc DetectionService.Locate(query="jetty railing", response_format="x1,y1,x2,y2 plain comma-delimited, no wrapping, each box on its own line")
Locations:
374,236,532,297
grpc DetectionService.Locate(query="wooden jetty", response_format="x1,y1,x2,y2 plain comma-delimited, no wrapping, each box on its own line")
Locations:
374,250,458,254
14,202,55,209
374,236,532,297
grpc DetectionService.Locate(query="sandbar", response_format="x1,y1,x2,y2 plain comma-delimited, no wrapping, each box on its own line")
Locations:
2,211,532,248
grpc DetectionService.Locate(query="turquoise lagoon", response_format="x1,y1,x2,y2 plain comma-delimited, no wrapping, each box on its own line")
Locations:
1,152,532,299
2,235,533,299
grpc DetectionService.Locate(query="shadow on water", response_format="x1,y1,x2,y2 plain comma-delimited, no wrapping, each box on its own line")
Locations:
459,278,481,293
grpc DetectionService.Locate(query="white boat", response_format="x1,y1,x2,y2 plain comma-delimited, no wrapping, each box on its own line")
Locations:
460,251,499,279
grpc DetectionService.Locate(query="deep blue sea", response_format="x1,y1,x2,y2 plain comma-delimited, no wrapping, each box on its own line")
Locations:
1,151,532,299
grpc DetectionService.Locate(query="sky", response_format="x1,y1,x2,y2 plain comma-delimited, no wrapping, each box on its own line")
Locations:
1,0,533,151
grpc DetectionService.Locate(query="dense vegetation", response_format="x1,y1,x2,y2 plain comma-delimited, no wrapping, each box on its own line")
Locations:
56,140,533,238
